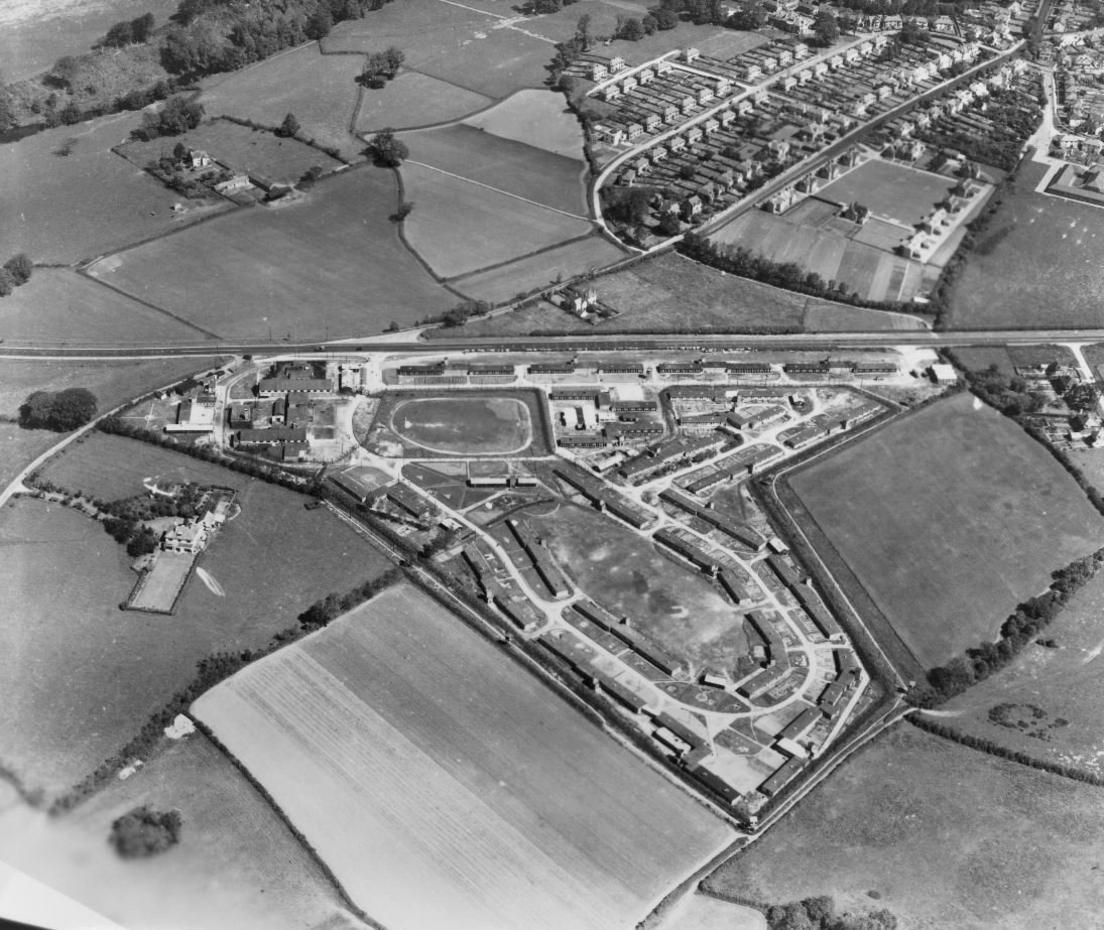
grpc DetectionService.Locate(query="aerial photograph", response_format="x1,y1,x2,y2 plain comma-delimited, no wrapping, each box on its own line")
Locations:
2,0,1104,927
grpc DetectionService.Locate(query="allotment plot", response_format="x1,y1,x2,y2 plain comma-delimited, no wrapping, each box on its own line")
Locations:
193,583,732,930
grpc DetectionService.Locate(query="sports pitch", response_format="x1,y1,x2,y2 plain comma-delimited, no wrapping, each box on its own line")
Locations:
787,392,1104,668
816,159,957,228
193,583,732,930
391,395,533,454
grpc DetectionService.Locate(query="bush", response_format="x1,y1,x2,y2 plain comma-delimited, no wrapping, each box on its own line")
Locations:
109,806,182,858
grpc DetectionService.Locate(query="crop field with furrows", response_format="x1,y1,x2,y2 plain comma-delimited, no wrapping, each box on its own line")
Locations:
529,502,751,673
193,583,733,930
403,122,586,213
949,160,1104,329
86,167,455,340
0,269,211,346
451,234,630,304
787,392,1104,668
118,118,343,185
0,444,391,796
940,569,1104,778
704,725,1104,929
322,0,553,100
0,113,231,265
354,71,495,132
199,44,366,160
400,161,593,279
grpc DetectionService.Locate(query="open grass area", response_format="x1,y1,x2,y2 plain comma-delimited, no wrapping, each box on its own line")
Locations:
949,160,1104,329
403,122,586,213
119,118,343,185
0,269,210,346
0,112,231,265
528,502,750,673
400,162,592,279
354,71,495,132
704,724,1104,929
87,167,455,340
817,160,958,227
324,0,554,100
200,43,365,160
193,582,733,930
0,732,347,930
451,234,629,304
802,303,928,332
940,569,1104,778
2,438,392,796
463,89,585,159
787,392,1104,669
391,395,533,454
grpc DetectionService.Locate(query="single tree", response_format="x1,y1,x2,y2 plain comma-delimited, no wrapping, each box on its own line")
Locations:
278,112,301,137
109,807,182,858
576,13,592,49
366,128,409,166
654,8,679,29
4,253,33,286
812,10,839,45
306,6,334,39
618,16,646,39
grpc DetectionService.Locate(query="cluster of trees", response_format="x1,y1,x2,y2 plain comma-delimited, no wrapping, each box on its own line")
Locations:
953,361,1046,418
910,548,1104,706
655,0,729,26
767,896,898,930
133,95,205,140
928,91,1043,172
360,47,404,88
679,233,911,313
109,806,182,858
365,127,409,166
298,567,403,630
834,0,974,15
438,299,492,328
0,253,33,297
97,12,157,49
528,0,580,15
18,387,96,432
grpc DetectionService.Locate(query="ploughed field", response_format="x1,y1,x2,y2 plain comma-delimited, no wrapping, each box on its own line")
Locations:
390,395,533,454
193,583,733,930
786,392,1104,668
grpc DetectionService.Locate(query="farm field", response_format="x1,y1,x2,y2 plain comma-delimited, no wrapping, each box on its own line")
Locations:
193,582,733,930
788,392,1104,669
950,160,1104,328
323,0,553,100
391,395,533,454
528,502,750,672
2,439,392,796
355,71,495,132
0,732,347,930
0,112,230,264
200,43,365,160
817,159,958,227
657,893,767,930
400,162,593,279
119,118,343,185
87,167,456,340
452,234,629,303
403,122,587,213
940,569,1104,779
463,89,585,159
802,302,928,331
704,724,1104,929
0,269,210,346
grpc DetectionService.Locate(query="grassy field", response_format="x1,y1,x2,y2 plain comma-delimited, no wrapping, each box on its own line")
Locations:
194,582,732,930
2,438,392,796
200,43,366,160
0,732,348,930
119,118,343,185
940,568,1104,778
323,0,553,100
391,395,533,454
705,724,1104,929
529,502,750,672
463,89,585,159
400,162,593,279
950,160,1104,329
354,71,495,132
451,234,629,303
788,392,1104,668
818,160,957,227
404,122,587,213
0,112,231,265
0,269,211,346
802,303,928,331
87,167,455,340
